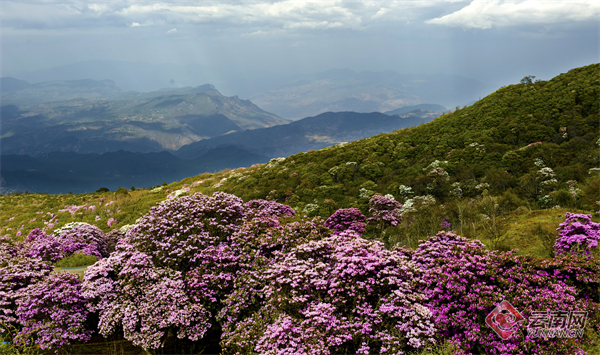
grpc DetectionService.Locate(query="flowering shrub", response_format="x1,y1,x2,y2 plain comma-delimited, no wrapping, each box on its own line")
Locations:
219,217,329,353
23,229,62,262
412,231,599,354
83,192,247,351
324,208,366,234
554,212,600,257
0,235,18,262
84,192,297,352
14,273,92,350
398,184,414,198
0,257,52,329
58,204,87,215
24,223,107,263
83,250,212,350
225,232,435,354
302,203,319,215
368,193,402,228
243,199,295,219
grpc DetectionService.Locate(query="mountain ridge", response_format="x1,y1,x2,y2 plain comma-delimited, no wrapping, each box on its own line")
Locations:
1,81,287,154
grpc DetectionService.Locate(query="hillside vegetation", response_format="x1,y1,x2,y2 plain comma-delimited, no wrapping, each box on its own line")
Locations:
208,64,599,246
2,64,599,253
1,64,599,355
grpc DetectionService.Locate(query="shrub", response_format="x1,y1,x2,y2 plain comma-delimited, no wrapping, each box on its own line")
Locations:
14,273,92,350
412,231,599,354
324,208,366,234
83,192,297,353
225,232,435,354
554,212,600,257
0,257,52,327
368,193,402,229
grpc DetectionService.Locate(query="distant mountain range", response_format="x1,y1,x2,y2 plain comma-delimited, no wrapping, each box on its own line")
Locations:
175,110,439,159
5,60,490,119
1,110,437,193
249,69,489,119
1,79,287,154
384,104,448,116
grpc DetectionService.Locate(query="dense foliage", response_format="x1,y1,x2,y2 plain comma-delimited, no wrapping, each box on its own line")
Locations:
554,212,600,257
2,191,600,354
1,64,599,354
210,64,599,242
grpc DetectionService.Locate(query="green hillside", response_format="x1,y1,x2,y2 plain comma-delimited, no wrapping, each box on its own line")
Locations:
1,63,599,258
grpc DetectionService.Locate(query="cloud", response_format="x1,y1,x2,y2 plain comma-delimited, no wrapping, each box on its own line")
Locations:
2,0,595,34
166,28,177,34
1,0,460,32
426,0,599,29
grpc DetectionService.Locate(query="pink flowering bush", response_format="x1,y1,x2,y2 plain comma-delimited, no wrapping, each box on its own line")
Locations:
14,272,92,350
83,192,272,353
554,212,600,257
24,223,106,263
243,199,295,219
219,217,329,352
324,207,367,234
1,257,52,328
0,235,18,263
412,231,600,354
368,194,402,228
224,231,435,354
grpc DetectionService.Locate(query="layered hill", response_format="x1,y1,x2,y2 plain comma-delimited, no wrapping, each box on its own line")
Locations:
0,110,435,193
0,146,268,194
0,81,287,154
175,110,437,159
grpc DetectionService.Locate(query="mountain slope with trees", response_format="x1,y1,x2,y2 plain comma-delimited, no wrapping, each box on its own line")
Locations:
206,63,599,246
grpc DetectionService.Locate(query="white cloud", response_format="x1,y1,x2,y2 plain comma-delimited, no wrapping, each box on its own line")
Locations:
426,0,599,29
166,28,177,34
1,0,461,32
2,0,595,34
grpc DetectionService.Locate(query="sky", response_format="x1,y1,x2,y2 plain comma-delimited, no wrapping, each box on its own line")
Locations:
1,0,599,90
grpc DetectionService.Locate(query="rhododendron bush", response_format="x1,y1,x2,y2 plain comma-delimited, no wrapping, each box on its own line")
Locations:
15,272,92,349
23,223,107,262
554,212,600,257
412,231,600,355
223,231,436,354
2,193,599,354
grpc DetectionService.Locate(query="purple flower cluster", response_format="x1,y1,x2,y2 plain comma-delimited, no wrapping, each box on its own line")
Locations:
324,207,366,234
243,199,295,219
554,212,600,257
83,192,299,351
14,273,92,349
368,194,402,228
1,222,109,350
4,192,600,353
225,231,435,354
412,231,599,354
23,223,106,262
0,257,52,327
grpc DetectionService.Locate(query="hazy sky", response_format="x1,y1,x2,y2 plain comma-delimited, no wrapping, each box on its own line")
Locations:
1,0,598,87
